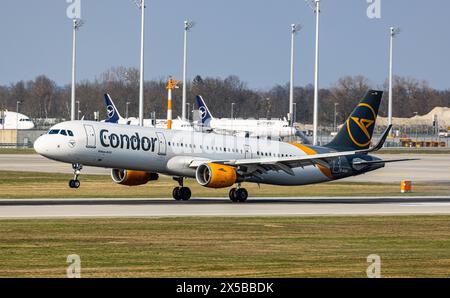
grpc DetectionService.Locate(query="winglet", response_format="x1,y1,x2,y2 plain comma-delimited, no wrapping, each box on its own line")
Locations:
367,124,392,152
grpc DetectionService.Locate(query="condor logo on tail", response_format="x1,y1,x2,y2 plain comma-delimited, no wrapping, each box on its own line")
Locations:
347,103,377,147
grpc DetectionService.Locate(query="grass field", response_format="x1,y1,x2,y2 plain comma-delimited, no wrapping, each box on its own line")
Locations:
0,148,35,154
1,170,449,199
0,216,449,277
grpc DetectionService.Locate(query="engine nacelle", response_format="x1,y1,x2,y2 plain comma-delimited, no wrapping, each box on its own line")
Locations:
195,163,237,188
111,169,158,186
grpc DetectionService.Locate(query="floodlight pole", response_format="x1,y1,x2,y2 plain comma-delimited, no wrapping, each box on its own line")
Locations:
388,26,398,127
16,101,21,131
138,0,145,126
182,20,194,121
334,102,338,132
312,0,320,145
289,24,300,127
71,19,83,121
76,100,80,120
126,102,130,119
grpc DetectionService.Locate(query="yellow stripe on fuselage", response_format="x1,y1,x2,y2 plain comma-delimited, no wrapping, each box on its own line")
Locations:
289,142,333,179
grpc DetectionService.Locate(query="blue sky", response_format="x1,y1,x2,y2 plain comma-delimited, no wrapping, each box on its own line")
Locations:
0,0,449,90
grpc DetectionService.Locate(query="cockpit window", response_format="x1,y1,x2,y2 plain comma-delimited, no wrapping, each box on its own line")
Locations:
48,129,60,135
68,130,74,137
60,130,67,136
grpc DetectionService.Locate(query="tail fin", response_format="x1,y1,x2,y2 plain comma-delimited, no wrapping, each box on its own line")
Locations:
104,93,124,123
326,90,383,151
195,95,214,125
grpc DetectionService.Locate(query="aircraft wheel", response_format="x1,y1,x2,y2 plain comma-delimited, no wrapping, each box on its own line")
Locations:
69,179,80,189
73,180,80,188
172,187,182,201
179,187,191,201
229,188,238,202
235,188,248,202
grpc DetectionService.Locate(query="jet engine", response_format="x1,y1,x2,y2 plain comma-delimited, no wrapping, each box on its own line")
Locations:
111,169,159,186
195,163,237,188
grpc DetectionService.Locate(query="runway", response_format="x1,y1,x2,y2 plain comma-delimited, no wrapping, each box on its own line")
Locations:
1,153,449,183
1,196,450,219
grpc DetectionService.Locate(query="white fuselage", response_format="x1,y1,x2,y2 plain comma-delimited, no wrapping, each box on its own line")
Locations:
112,117,194,131
0,111,35,130
34,120,332,186
207,118,296,138
113,116,297,139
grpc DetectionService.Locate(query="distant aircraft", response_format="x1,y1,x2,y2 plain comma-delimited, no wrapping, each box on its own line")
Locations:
195,95,309,142
34,90,415,202
103,94,193,131
0,110,35,130
103,93,308,142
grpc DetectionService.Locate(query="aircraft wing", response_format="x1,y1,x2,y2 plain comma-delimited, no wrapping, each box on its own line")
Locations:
189,149,363,176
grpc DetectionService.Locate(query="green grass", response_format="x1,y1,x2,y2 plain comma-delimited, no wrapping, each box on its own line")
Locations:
1,171,449,199
0,148,35,154
0,216,449,277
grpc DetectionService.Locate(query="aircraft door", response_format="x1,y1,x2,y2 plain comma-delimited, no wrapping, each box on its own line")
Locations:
83,124,96,148
156,132,167,156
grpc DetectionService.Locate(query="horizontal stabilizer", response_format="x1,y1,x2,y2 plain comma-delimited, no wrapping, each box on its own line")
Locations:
352,158,419,166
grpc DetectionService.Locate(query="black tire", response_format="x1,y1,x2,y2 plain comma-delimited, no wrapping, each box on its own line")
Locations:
235,188,248,202
229,188,238,202
180,187,191,201
172,187,182,200
69,180,74,188
73,180,80,188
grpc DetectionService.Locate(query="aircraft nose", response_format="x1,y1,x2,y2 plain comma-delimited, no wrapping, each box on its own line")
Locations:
33,135,47,155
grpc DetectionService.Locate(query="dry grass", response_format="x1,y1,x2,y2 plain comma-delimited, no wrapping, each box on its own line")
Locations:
0,171,449,199
0,216,449,277
0,148,35,154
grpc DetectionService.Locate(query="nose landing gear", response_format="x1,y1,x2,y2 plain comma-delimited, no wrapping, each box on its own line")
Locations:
172,177,191,201
69,163,83,189
229,184,248,202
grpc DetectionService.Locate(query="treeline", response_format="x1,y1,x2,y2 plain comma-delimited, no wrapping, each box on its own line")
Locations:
0,67,449,125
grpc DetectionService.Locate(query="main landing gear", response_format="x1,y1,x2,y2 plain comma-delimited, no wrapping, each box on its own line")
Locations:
229,185,248,203
172,177,191,201
69,163,82,189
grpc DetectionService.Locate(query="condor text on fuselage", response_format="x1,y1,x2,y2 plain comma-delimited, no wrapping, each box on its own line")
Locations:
100,129,158,152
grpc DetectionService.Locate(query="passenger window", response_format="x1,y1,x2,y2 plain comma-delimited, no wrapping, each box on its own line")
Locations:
60,130,67,136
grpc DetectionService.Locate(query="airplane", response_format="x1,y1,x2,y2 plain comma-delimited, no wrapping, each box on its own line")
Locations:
195,95,309,142
103,94,193,131
104,93,308,142
0,110,35,130
34,90,414,202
